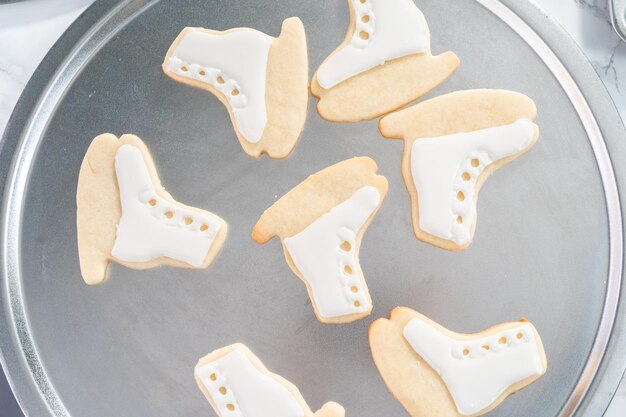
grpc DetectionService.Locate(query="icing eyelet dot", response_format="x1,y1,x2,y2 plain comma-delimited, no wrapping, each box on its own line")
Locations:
200,224,209,232
209,373,217,381
359,31,369,40
354,300,361,307
344,265,353,274
362,15,370,23
351,286,359,293
164,211,174,219
482,345,490,351
184,217,193,225
180,66,188,72
199,70,206,76
219,387,227,395
517,332,524,340
226,404,235,411
231,88,240,96
462,172,471,181
471,158,480,167
340,241,352,251
360,0,366,3
499,336,507,344
148,199,157,206
457,191,465,201
462,348,470,356
456,216,463,224
216,76,225,84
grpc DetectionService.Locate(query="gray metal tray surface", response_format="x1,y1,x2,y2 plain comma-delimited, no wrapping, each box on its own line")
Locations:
1,1,626,416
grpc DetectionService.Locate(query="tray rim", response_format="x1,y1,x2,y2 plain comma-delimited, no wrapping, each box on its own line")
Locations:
0,0,625,416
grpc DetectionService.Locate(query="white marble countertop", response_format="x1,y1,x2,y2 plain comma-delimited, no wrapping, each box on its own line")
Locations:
0,0,624,416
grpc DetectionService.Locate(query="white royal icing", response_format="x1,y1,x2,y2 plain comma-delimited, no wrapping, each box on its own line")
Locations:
316,0,430,89
283,186,380,319
111,144,222,266
167,28,272,143
410,119,535,245
403,318,544,415
195,348,304,417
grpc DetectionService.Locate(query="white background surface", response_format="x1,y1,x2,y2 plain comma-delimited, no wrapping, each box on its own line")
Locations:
0,0,624,415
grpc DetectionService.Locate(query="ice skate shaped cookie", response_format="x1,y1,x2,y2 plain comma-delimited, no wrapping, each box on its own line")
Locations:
311,0,459,122
76,134,227,285
163,17,308,159
379,89,539,250
195,344,345,417
370,307,547,417
252,158,388,323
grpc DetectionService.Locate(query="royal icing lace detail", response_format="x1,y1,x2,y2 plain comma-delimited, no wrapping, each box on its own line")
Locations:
352,0,376,48
111,144,222,266
283,186,380,318
450,324,535,360
135,190,220,241
336,226,367,309
195,348,304,417
167,57,247,109
403,318,544,415
449,150,492,244
197,357,244,417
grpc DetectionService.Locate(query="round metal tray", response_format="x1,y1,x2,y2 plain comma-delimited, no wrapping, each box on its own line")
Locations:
1,0,625,416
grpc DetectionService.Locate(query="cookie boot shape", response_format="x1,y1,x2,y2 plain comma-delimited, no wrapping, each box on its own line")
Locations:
252,157,388,324
379,89,539,250
370,307,547,417
163,18,308,159
76,134,227,285
195,344,345,417
311,0,459,122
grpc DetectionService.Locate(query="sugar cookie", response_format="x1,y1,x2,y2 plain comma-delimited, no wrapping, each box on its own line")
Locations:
163,17,308,159
311,0,459,122
370,307,547,417
195,343,345,417
379,89,539,250
76,134,227,285
252,157,388,323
